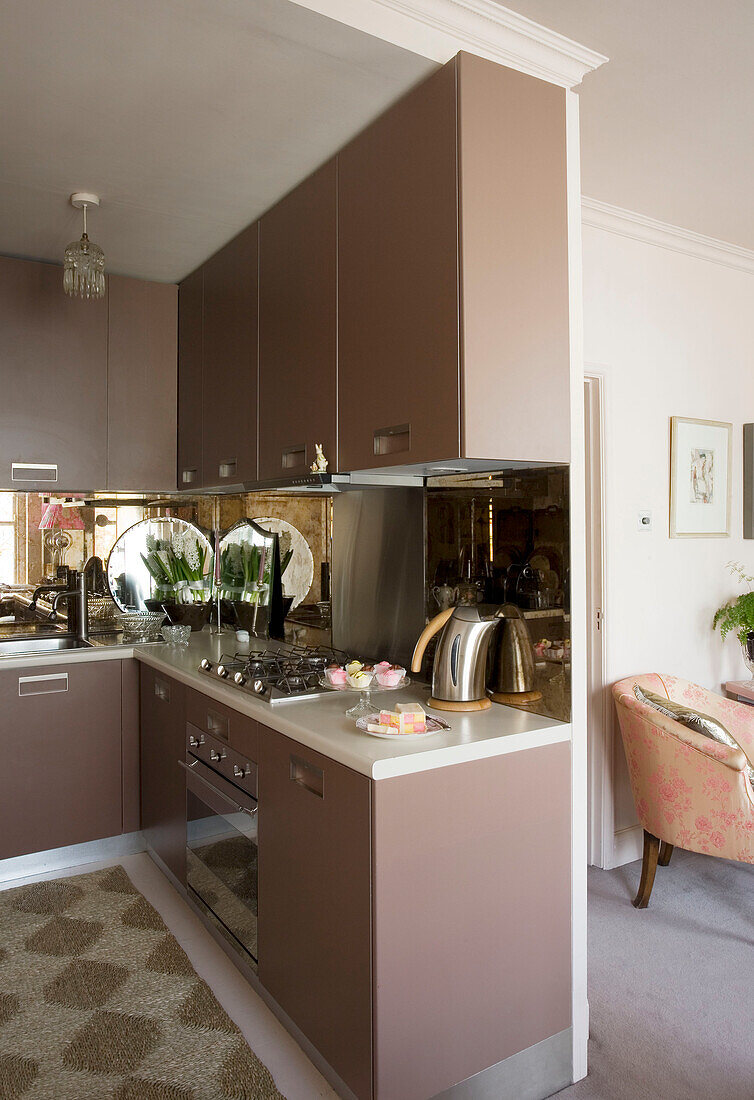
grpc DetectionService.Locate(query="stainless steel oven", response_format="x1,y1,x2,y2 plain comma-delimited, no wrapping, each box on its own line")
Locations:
181,724,258,963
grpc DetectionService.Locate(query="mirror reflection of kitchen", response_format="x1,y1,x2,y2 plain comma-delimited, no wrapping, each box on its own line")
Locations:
0,490,330,646
425,468,571,722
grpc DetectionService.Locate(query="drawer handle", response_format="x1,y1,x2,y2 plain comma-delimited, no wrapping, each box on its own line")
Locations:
282,445,306,470
182,468,198,485
219,460,237,479
12,462,58,483
290,754,324,798
154,678,171,703
18,673,68,697
207,710,229,741
374,423,411,457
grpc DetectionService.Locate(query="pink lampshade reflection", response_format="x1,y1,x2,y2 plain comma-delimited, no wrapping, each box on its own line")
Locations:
38,503,85,530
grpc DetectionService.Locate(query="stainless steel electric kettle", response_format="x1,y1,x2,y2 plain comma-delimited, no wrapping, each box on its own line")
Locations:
411,605,499,711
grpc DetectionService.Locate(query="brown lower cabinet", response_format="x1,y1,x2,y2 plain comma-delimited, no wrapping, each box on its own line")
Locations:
140,666,186,884
0,660,124,860
258,726,372,1100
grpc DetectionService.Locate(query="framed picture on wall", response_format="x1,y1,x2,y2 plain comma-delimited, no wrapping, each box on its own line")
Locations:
670,416,732,537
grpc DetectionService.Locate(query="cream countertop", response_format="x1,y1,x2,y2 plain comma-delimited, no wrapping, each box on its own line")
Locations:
134,632,570,780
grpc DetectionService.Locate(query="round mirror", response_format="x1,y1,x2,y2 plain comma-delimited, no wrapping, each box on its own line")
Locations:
107,517,213,612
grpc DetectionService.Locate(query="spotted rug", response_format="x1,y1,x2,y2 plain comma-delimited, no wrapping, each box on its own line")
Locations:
0,865,285,1100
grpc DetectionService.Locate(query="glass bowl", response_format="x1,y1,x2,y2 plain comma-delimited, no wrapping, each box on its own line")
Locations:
116,610,166,642
161,624,191,646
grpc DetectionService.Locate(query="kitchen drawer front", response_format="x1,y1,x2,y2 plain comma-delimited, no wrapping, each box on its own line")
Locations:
258,727,372,1100
186,687,259,762
0,660,122,860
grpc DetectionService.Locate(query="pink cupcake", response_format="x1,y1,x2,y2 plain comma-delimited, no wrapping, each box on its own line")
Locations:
373,661,391,674
376,665,405,687
326,665,347,686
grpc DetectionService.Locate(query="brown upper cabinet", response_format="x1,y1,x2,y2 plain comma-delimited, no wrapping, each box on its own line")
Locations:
338,52,571,471
108,275,177,490
202,223,259,487
0,255,108,491
177,267,204,489
0,255,177,492
258,160,337,480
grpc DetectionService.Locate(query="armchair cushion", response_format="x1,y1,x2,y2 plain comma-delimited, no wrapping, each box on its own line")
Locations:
634,683,754,787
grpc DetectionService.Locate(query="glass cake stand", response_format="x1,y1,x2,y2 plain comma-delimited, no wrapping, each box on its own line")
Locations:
317,675,411,718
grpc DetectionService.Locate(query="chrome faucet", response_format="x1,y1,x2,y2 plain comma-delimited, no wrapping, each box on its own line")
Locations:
50,571,89,643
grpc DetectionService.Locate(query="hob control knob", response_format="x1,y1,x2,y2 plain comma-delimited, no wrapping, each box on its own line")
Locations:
200,658,213,671
233,672,248,686
216,665,230,679
252,679,266,695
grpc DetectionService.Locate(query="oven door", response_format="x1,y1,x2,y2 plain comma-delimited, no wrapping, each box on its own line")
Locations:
180,757,258,962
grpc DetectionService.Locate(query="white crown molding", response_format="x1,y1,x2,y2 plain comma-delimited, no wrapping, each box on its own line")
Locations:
289,0,607,88
581,197,754,275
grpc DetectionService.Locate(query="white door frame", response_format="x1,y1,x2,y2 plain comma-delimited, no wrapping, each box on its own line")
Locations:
584,369,614,868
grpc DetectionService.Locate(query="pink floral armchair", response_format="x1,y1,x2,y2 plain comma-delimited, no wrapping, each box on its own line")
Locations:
613,674,754,907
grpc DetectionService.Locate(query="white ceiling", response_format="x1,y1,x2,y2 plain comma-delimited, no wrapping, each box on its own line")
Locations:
500,0,754,250
3,1,753,284
0,0,433,282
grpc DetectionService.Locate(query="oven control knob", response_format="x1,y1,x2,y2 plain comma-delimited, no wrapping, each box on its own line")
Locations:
233,672,248,686
233,764,251,778
199,658,213,671
210,748,227,762
216,665,230,679
189,734,205,748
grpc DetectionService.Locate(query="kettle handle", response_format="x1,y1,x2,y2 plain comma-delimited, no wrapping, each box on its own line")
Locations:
411,607,454,673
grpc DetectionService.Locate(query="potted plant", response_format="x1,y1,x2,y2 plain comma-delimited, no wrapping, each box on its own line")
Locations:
713,562,754,677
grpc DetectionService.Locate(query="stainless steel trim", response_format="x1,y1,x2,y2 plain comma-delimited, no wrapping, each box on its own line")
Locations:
12,461,58,482
18,672,68,697
179,759,257,817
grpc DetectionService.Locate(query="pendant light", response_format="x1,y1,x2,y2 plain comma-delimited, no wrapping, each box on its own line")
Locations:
63,192,106,300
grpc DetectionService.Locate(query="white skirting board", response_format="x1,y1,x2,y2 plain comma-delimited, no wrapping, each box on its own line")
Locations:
613,824,643,867
0,832,146,883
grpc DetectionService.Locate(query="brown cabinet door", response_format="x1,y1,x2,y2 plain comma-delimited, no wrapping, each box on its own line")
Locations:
0,255,108,491
338,61,460,472
108,275,178,490
259,161,337,479
202,224,259,486
140,665,186,884
177,267,204,489
0,661,122,859
258,728,372,1099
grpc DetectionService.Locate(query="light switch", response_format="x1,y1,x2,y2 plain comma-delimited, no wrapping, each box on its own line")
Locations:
638,510,652,531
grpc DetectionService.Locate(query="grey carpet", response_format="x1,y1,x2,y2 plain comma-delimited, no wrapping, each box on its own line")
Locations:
556,849,754,1100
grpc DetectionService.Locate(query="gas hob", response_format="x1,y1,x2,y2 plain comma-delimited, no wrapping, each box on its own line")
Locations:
197,641,349,705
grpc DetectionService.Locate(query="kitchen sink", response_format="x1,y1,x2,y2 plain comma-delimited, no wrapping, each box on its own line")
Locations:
0,636,94,656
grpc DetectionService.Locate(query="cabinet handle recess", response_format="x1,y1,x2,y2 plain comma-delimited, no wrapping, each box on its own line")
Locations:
154,678,171,703
18,673,68,697
207,710,229,741
182,468,198,485
219,460,237,479
282,445,306,470
12,462,58,483
374,423,411,457
290,754,324,798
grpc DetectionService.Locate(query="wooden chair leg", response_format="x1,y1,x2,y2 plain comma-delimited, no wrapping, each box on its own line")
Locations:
633,830,660,908
658,840,674,867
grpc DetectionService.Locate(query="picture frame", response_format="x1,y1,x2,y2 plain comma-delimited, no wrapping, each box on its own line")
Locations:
669,416,732,538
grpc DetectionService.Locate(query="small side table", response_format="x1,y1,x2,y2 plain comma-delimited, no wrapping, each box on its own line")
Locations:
724,680,754,704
